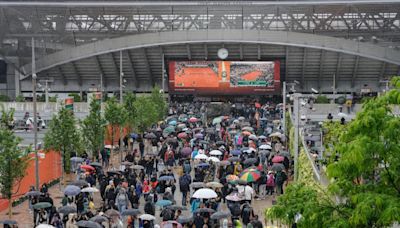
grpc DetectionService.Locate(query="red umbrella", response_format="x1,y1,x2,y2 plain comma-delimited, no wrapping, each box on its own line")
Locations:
272,155,285,163
189,117,198,123
255,102,261,108
181,147,192,157
177,132,188,139
81,165,95,171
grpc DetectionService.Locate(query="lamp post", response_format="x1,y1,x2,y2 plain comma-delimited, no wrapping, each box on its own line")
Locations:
32,37,39,190
293,93,300,181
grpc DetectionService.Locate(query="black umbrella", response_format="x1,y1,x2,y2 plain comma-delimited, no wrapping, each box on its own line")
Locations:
70,179,89,187
89,162,102,167
158,175,175,181
271,163,285,172
121,209,141,216
210,211,231,220
194,208,215,213
145,132,157,139
199,140,209,144
107,171,121,176
0,220,17,225
25,191,42,197
105,209,121,217
121,161,133,166
216,141,226,146
58,205,76,214
177,215,193,224
243,158,258,166
190,182,205,189
228,157,240,162
76,220,103,228
90,215,109,223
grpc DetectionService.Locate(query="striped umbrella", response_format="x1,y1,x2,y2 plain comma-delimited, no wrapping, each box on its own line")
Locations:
240,170,261,183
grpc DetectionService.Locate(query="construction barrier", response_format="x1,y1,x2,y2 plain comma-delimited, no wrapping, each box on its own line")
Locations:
0,150,62,212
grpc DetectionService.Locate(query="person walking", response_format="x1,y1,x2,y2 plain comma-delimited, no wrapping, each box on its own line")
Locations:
116,188,129,214
179,172,191,206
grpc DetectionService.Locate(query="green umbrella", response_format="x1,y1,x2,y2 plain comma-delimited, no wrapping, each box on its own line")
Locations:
212,117,223,125
33,202,52,209
163,126,175,135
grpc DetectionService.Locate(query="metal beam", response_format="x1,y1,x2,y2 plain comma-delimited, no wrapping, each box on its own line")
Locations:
71,61,82,86
57,66,67,85
20,30,400,78
301,48,307,89
94,56,107,88
351,56,360,88
125,50,139,89
257,44,261,60
318,50,325,90
142,48,154,87
239,44,244,60
334,52,342,90
186,44,192,61
204,43,208,60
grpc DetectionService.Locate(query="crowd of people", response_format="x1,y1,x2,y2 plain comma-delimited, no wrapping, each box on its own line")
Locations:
23,100,290,228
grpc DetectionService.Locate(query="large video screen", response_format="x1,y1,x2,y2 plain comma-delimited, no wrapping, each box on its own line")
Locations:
169,60,280,94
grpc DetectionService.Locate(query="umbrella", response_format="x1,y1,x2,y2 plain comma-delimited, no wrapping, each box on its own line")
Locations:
211,211,231,220
242,127,254,132
259,144,272,150
243,158,258,166
230,150,241,156
269,132,283,138
63,185,81,196
240,171,261,183
228,157,240,162
206,181,223,188
255,102,261,108
70,179,89,187
181,147,192,157
33,202,52,209
338,112,347,117
194,133,204,139
242,166,258,173
237,179,248,185
210,150,223,156
76,220,102,228
90,215,109,223
58,205,76,214
215,141,226,146
130,133,138,139
104,145,113,149
177,123,187,129
194,154,208,160
145,132,157,139
272,155,285,163
259,135,267,140
156,199,173,207
161,221,183,228
238,116,245,121
158,175,175,181
36,225,55,228
167,205,187,211
190,182,205,189
0,220,17,225
107,171,120,176
25,191,42,197
70,157,84,162
105,209,120,217
189,117,198,123
249,134,258,141
196,163,210,168
139,214,156,221
177,215,193,224
194,208,215,213
271,163,285,172
226,193,242,202
81,187,99,193
219,160,231,166
163,126,175,135
212,117,223,125
199,140,209,144
226,175,239,182
279,151,291,158
208,157,220,163
242,131,251,136
121,161,133,166
206,128,215,133
193,188,217,199
168,120,177,126
89,162,102,167
132,165,145,170
121,209,141,216
177,132,188,139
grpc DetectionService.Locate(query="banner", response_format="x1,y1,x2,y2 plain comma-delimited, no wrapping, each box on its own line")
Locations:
65,97,74,111
169,61,280,94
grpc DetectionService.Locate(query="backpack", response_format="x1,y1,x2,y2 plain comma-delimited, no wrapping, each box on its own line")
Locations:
275,171,287,185
179,175,190,192
117,193,127,204
266,174,275,186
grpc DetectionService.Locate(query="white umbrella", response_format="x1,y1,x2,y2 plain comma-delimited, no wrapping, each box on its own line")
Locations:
195,154,208,160
249,134,258,141
208,156,220,163
36,225,55,228
269,132,282,138
259,144,272,150
139,214,156,221
104,145,112,149
192,188,218,199
81,187,99,193
210,150,223,156
338,112,348,117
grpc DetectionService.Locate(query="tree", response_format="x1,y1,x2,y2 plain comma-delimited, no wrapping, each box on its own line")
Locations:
150,86,167,120
44,106,83,173
133,96,158,134
0,104,15,130
82,97,105,160
123,92,137,130
104,97,126,157
0,111,29,219
267,77,400,227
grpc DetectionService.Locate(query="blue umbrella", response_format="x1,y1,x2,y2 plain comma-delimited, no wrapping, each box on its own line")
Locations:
158,175,175,181
130,133,138,139
194,133,204,139
70,157,84,162
196,163,210,168
156,200,172,207
169,120,177,126
230,150,241,156
64,185,81,196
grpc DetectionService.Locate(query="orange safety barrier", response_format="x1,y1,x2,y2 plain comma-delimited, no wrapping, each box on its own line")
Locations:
0,150,62,212
104,125,129,146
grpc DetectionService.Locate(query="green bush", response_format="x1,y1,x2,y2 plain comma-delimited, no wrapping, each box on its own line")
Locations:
0,94,10,102
15,94,25,102
49,95,58,102
315,95,330,104
68,93,81,102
